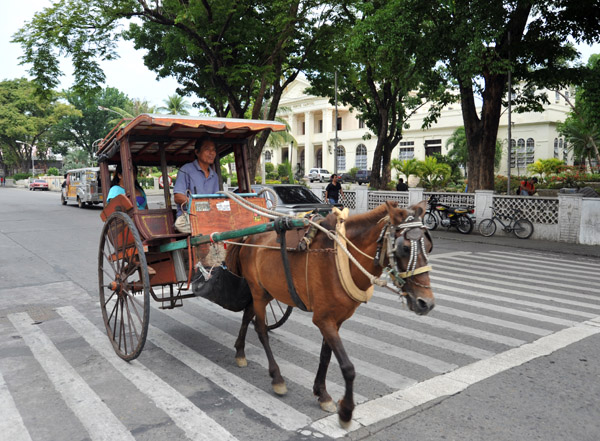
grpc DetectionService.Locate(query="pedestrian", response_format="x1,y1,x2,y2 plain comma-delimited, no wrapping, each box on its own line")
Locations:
325,173,343,205
518,177,538,196
396,178,408,191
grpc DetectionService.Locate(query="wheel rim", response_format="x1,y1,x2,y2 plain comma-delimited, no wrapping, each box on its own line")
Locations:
456,215,473,234
265,300,293,331
478,219,496,236
513,219,533,239
424,213,437,230
98,212,150,361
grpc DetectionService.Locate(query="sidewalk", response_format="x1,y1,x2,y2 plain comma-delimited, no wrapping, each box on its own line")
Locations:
429,228,600,258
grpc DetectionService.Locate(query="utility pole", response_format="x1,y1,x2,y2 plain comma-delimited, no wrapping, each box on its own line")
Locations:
507,31,512,195
334,71,338,175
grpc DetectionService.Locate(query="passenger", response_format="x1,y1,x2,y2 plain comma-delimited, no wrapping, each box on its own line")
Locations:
173,138,219,220
106,163,148,209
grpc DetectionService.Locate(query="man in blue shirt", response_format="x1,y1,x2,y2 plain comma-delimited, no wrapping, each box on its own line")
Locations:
174,138,219,217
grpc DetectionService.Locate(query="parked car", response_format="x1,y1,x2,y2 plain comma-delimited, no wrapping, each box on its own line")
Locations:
239,184,341,216
307,168,332,183
355,169,371,185
338,172,354,184
29,179,49,191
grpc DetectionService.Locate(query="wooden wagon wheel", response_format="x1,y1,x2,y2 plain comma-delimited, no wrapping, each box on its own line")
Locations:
265,300,293,331
98,211,150,361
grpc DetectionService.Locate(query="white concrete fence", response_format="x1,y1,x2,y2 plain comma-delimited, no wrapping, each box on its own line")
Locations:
336,187,600,246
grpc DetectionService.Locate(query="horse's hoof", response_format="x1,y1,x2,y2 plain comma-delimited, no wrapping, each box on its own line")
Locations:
235,357,247,368
272,382,287,396
338,416,352,430
320,400,337,413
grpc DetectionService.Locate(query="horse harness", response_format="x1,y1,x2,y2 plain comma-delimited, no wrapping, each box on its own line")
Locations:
273,209,432,310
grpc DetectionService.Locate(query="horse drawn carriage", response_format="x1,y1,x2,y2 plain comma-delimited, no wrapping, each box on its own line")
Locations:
96,114,435,427
96,114,299,361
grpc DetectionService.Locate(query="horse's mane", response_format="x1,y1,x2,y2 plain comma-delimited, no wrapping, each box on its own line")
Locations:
335,203,389,236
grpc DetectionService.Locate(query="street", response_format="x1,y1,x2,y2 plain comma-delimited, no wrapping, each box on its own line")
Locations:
1,187,599,441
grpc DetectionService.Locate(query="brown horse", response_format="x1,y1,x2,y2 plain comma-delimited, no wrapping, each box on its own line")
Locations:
225,200,434,427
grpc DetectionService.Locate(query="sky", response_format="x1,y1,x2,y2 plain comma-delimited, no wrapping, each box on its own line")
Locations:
1,1,599,112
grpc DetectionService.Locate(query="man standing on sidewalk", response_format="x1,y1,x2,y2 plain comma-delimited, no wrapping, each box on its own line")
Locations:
325,174,343,204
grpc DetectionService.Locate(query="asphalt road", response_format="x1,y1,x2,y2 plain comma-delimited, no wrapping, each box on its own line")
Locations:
1,187,599,441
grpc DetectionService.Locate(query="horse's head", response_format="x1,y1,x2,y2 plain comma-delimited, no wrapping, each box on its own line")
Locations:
384,200,434,315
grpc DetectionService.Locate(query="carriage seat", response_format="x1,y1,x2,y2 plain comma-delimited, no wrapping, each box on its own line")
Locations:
100,193,189,243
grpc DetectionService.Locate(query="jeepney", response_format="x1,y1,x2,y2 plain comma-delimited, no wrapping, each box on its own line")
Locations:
61,167,105,208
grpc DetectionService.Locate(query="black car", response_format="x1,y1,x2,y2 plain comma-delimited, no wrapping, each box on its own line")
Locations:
355,169,371,185
241,184,341,216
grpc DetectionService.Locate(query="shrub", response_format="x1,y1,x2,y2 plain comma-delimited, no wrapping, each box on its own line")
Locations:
494,175,522,194
265,162,275,174
47,167,60,176
12,173,31,181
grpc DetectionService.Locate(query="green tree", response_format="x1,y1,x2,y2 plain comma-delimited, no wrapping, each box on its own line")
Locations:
306,0,451,189
51,87,130,161
158,94,191,115
446,127,468,171
0,78,80,173
428,0,600,191
391,158,420,181
13,0,339,182
416,156,452,190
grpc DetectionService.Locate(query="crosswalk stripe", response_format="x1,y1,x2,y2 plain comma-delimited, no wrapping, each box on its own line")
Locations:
331,306,495,359
432,275,600,316
488,250,600,272
147,325,312,431
433,290,577,326
438,261,600,294
8,312,136,441
311,316,600,438
424,303,552,336
197,300,417,390
152,303,366,402
445,255,600,289
56,306,238,441
0,370,32,441
289,313,458,373
370,292,527,346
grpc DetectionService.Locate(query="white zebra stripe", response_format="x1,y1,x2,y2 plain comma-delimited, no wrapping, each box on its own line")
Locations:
147,325,312,431
153,303,366,402
56,306,238,441
370,292,528,346
0,369,32,441
197,300,417,390
8,312,136,441
488,250,600,272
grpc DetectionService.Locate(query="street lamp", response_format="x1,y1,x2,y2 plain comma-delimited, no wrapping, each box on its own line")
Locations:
98,105,128,118
16,140,34,175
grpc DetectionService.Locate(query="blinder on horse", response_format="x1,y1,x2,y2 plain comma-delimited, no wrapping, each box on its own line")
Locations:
374,213,432,290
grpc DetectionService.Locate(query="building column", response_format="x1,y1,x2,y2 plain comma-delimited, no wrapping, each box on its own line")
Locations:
304,111,314,171
322,108,333,171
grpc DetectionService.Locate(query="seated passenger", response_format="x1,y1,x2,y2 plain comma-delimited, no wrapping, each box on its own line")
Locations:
107,163,148,209
173,138,219,219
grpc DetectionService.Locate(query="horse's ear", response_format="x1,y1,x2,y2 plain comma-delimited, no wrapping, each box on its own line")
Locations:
408,200,427,220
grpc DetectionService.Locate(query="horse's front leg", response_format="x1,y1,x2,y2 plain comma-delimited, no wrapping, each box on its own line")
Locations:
313,338,337,413
234,303,255,367
320,327,355,427
253,296,287,396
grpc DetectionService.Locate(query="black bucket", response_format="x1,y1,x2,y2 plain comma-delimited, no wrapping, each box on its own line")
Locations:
192,265,252,312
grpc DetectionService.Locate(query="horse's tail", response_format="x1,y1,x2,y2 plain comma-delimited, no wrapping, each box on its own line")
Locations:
224,239,243,276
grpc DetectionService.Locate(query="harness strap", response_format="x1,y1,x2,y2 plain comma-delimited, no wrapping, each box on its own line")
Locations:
274,218,308,311
397,264,433,279
333,208,374,303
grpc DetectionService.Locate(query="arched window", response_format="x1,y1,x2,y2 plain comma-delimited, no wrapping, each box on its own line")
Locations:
355,144,367,169
554,138,559,159
337,145,346,172
510,139,517,168
562,139,568,162
264,150,272,162
517,138,526,168
526,138,535,164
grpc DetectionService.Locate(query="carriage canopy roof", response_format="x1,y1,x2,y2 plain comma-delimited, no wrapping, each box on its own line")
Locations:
96,114,286,166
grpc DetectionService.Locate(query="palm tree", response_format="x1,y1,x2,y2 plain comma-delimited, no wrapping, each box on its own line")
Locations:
558,116,600,169
446,127,468,171
158,94,191,115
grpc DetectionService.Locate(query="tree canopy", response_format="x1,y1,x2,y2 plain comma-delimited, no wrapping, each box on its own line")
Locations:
13,0,341,181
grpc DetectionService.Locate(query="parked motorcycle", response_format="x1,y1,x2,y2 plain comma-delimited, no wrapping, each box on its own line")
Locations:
424,195,475,234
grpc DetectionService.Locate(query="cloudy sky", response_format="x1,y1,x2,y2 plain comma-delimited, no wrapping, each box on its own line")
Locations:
2,1,599,112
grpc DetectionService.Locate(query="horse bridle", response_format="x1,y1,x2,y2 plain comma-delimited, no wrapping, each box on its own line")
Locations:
373,214,432,290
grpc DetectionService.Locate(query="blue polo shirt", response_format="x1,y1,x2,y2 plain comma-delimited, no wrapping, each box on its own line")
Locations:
173,160,220,215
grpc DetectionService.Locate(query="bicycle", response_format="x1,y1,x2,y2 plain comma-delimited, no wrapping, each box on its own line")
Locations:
478,207,534,239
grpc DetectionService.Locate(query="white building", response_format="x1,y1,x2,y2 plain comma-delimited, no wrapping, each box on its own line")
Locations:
270,75,573,179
